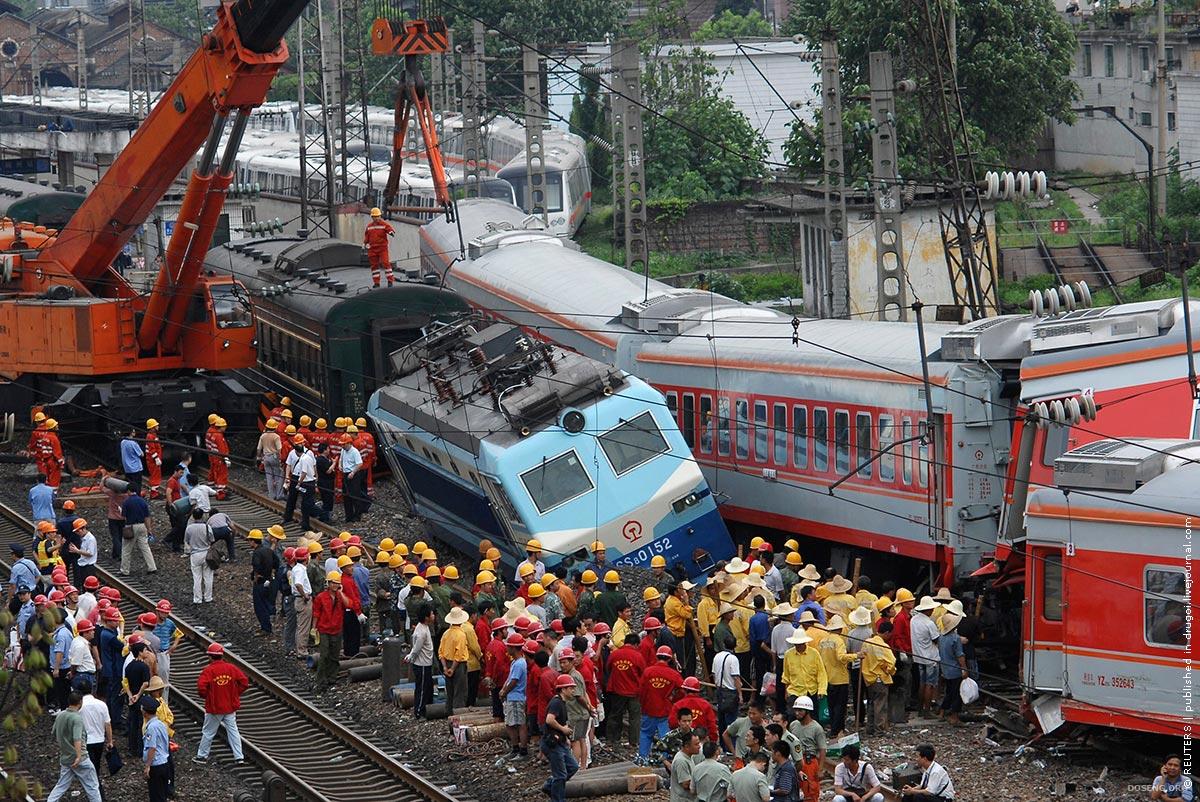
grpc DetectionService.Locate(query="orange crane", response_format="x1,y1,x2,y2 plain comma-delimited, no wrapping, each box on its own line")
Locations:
371,0,454,218
0,0,311,429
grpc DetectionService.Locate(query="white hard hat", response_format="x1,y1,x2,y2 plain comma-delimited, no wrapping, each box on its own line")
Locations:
792,695,814,711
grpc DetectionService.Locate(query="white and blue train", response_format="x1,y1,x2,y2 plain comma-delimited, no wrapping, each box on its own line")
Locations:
367,317,733,580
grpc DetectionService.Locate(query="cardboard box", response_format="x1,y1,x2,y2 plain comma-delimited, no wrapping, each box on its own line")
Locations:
627,767,658,794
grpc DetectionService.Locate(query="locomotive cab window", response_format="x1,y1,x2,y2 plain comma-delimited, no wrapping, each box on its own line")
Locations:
1145,566,1188,648
209,283,253,329
598,411,669,475
520,450,593,514
1041,552,1063,622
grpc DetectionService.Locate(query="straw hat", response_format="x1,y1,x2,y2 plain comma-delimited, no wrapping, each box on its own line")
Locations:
718,602,737,616
821,614,846,632
725,557,751,574
848,606,873,627
771,602,797,618
828,575,853,594
940,612,962,632
797,610,818,625
503,598,528,623
445,608,469,626
743,574,765,589
933,587,955,603
799,564,821,581
914,595,938,613
786,630,813,646
944,599,965,617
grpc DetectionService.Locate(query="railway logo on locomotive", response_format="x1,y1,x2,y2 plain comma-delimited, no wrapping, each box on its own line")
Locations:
622,519,643,542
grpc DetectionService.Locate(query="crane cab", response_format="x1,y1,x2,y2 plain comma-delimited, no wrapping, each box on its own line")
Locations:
176,274,256,371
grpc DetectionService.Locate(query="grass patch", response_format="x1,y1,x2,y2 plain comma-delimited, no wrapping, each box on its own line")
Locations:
994,190,1124,249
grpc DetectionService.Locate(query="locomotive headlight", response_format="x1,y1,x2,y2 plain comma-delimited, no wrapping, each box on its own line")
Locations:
222,340,230,349
561,409,585,434
672,492,699,514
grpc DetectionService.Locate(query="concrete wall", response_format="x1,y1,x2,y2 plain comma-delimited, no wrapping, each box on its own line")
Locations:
645,199,791,257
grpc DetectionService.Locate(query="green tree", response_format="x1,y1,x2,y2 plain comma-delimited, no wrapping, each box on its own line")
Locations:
1,607,54,801
693,10,773,42
449,0,628,47
783,0,1077,168
570,73,611,194
713,0,756,16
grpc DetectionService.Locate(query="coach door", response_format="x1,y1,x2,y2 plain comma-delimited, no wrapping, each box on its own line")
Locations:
1024,545,1065,692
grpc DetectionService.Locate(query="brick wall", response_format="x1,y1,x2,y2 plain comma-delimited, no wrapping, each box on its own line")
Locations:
646,199,797,257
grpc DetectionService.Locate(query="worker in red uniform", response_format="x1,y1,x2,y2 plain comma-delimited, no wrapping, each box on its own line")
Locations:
605,632,646,749
669,676,717,741
144,418,163,499
363,207,395,287
26,410,46,456
484,618,511,722
310,418,329,450
206,416,230,499
638,645,683,759
38,418,65,489
297,415,313,443
353,418,376,494
194,643,249,764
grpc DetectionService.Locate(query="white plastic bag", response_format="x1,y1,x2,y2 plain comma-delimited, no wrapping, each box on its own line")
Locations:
761,671,777,697
960,676,980,704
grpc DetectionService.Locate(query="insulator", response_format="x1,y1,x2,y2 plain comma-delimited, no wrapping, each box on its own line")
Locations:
1064,396,1082,425
1029,289,1044,317
1058,282,1076,312
1043,287,1060,316
1075,280,1092,308
1032,401,1050,430
1017,171,1030,197
1082,394,1097,421
1050,399,1065,424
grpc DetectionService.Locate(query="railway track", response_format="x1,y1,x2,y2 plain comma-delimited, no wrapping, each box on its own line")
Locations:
0,500,465,802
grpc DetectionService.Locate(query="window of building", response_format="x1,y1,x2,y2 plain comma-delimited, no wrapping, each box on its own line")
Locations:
1104,43,1114,77
879,415,895,482
1129,106,1135,120
1042,552,1063,622
1126,44,1133,77
1145,566,1188,647
1167,46,1175,68
1083,44,1092,77
834,410,851,474
1140,112,1152,127
1141,45,1150,73
682,393,696,449
598,411,670,476
793,406,808,469
855,412,873,478
520,450,593,514
753,400,768,464
773,403,788,465
813,408,828,472
700,395,713,454
1169,112,1177,131
735,398,750,460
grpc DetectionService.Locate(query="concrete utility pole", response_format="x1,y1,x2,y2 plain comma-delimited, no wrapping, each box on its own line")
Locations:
522,46,548,224
460,21,486,198
869,51,906,322
337,0,373,206
821,39,849,319
1156,0,1168,222
612,40,648,285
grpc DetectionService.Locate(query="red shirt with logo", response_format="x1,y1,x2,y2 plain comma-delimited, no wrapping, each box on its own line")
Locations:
197,659,249,715
638,662,683,718
604,644,645,697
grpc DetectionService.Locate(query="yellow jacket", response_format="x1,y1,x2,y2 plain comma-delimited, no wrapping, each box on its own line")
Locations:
664,595,693,638
813,584,832,603
730,608,750,654
143,696,175,738
855,590,879,615
438,625,468,664
816,632,854,686
696,596,719,637
782,646,827,697
860,635,896,685
461,622,483,672
612,616,631,648
823,592,856,620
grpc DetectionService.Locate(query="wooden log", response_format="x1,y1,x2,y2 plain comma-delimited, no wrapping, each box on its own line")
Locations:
565,774,657,797
449,712,495,726
465,722,508,741
394,688,415,708
424,703,449,720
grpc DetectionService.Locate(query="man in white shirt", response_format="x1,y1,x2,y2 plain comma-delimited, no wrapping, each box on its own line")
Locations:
909,597,941,716
901,743,955,802
338,435,367,522
70,520,99,589
290,553,313,659
69,619,98,688
188,483,219,514
294,445,320,530
76,578,98,622
711,631,744,742
769,603,797,712
78,680,113,784
833,743,884,802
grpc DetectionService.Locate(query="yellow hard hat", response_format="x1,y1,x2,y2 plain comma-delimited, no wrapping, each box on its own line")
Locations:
355,417,368,428
892,587,916,606
526,539,542,552
650,555,667,568
266,419,278,430
370,207,382,217
422,549,437,561
476,570,496,585
426,565,441,578
267,525,286,540
380,538,396,551
581,569,598,585
33,411,45,422
527,582,545,599
337,555,353,568
145,418,159,429
784,538,799,552
540,572,558,587
603,570,620,584
409,575,427,588
749,536,764,550
394,543,410,557
308,541,323,554
346,425,359,434
300,415,312,426
643,586,661,602
414,540,428,555
375,550,390,565
216,417,227,428
315,418,327,430
280,409,293,419
279,396,291,406
208,414,219,425
518,563,535,578
334,417,347,428
45,419,58,430
750,564,766,576
786,551,803,566
443,565,460,580
326,571,342,583
247,529,263,541
486,547,501,561
479,558,495,571
388,554,405,569
346,546,362,558
403,564,419,576
590,540,605,553
874,596,893,614
286,426,297,436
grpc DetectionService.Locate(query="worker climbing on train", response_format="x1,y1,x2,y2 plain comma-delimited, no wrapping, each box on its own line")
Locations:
364,207,395,288
35,418,65,489
145,419,163,500
353,419,376,495
206,417,230,500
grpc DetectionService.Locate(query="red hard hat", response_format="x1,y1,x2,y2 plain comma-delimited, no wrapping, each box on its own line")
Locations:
47,589,65,602
127,633,143,644
33,595,48,606
550,619,564,634
759,542,773,552
75,619,95,633
682,676,702,692
525,623,544,638
522,639,539,655
555,674,577,690
206,643,225,657
83,576,100,590
656,645,674,659
63,585,78,596
592,622,611,636
329,538,344,549
102,608,121,622
491,618,510,632
643,616,662,631
347,536,362,547
558,647,575,661
108,590,121,601
138,613,157,627
513,616,531,632
155,600,172,613
284,547,296,561
505,632,525,648
96,598,111,610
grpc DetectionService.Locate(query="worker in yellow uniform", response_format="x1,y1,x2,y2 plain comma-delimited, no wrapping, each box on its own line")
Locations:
860,621,896,733
815,614,855,738
460,607,484,708
781,629,827,711
695,581,720,668
663,580,696,675
822,575,856,621
439,608,470,713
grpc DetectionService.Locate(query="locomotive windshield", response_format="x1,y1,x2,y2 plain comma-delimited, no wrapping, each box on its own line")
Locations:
502,170,564,213
520,450,593,514
210,283,253,329
598,411,669,476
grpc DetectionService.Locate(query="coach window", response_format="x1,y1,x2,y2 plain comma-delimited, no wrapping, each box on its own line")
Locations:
1145,566,1188,647
813,408,828,472
735,399,750,460
1042,552,1063,621
665,392,678,427
834,410,850,474
793,406,808,469
856,412,873,478
754,401,768,463
901,418,913,484
682,394,696,449
773,403,788,465
917,418,929,487
700,395,713,454
879,415,895,482
717,397,731,456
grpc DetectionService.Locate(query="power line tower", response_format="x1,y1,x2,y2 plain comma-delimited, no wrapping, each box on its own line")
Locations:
337,0,373,206
460,21,486,198
904,0,998,320
610,40,648,280
869,50,907,322
297,0,337,236
126,0,150,117
820,39,849,319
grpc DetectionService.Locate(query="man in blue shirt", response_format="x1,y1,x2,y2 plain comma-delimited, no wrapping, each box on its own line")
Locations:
29,473,55,527
140,696,171,802
98,609,125,727
339,435,366,521
50,612,74,712
14,586,34,651
938,613,966,726
120,428,145,494
770,740,800,801
794,584,826,625
500,633,529,758
7,543,40,598
748,595,772,697
119,492,157,575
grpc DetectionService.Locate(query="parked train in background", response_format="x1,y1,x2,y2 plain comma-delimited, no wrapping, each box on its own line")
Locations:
495,131,592,237
421,198,1200,587
368,317,734,578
